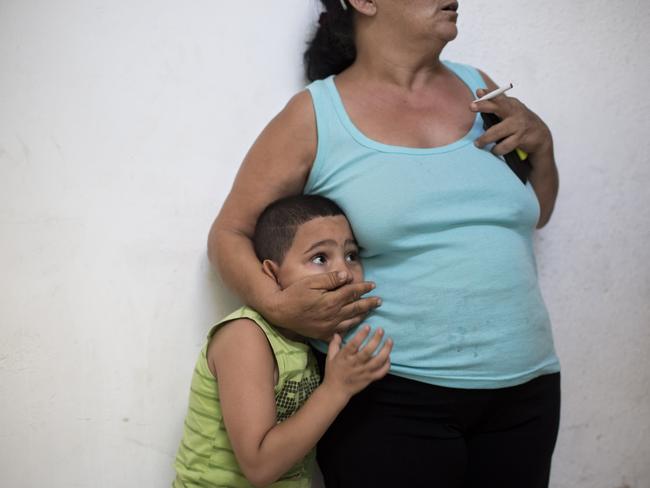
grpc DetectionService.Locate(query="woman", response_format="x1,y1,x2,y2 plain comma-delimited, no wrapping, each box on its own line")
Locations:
208,1,560,487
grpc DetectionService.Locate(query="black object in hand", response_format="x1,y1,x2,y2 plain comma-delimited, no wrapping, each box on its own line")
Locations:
480,112,532,185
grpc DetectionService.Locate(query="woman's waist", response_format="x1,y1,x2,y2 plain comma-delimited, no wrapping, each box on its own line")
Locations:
312,283,552,349
310,317,558,390
311,295,557,386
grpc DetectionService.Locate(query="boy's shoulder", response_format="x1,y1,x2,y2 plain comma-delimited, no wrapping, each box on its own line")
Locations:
208,306,309,363
208,306,273,341
206,307,276,378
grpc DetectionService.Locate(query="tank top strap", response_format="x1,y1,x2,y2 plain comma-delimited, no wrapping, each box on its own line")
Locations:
306,76,349,173
442,60,488,99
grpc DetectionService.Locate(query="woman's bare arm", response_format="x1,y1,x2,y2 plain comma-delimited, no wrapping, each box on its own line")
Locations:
472,71,559,228
208,91,380,338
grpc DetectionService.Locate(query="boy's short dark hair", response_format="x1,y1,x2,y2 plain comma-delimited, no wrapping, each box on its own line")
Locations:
253,195,345,264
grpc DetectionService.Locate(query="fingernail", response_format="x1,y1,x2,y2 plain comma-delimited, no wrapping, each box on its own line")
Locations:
370,282,376,290
338,271,347,281
376,298,383,306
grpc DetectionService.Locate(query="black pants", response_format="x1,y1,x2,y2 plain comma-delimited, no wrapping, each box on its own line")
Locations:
315,351,561,488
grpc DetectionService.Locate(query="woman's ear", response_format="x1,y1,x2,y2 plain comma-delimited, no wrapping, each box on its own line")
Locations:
348,0,377,16
262,259,281,285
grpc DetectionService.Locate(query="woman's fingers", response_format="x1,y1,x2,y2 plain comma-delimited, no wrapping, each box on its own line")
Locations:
302,271,375,299
275,273,380,339
323,283,381,330
471,91,513,117
474,118,517,149
492,134,520,156
475,95,550,155
338,295,381,319
472,90,523,122
329,280,377,304
471,98,503,117
302,270,352,291
333,315,365,336
298,272,379,311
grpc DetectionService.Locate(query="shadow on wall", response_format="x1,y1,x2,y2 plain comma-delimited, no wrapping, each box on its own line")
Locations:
202,257,242,327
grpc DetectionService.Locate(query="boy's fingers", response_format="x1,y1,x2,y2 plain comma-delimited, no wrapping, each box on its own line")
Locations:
358,328,384,362
327,333,342,359
367,338,393,371
343,325,371,355
371,360,391,380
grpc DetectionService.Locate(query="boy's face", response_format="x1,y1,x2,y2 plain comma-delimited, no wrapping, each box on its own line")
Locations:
268,215,363,289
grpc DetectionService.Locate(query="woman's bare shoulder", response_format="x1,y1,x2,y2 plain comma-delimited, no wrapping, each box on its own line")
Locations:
243,89,318,177
269,89,317,149
281,89,315,122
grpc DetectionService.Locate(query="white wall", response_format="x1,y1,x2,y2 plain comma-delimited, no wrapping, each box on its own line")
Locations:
1,1,648,487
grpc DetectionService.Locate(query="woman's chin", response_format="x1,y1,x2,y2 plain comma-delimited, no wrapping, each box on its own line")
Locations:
436,25,459,43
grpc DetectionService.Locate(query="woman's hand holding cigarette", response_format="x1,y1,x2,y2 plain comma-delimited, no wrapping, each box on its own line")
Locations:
470,88,553,159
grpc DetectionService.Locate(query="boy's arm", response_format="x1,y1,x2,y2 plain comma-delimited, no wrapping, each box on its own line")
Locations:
210,321,391,488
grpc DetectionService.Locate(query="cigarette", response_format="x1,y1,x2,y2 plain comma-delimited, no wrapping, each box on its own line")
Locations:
475,83,513,103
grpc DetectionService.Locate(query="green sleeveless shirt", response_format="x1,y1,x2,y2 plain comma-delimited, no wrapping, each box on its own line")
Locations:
173,307,320,488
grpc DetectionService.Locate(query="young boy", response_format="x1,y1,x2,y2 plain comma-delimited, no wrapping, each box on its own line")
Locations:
173,195,392,488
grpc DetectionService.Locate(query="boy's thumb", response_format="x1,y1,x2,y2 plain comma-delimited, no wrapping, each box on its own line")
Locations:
327,333,342,358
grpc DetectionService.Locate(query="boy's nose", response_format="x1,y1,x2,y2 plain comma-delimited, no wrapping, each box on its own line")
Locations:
332,258,355,275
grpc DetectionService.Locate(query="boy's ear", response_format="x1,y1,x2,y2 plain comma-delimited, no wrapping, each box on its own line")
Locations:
261,259,281,284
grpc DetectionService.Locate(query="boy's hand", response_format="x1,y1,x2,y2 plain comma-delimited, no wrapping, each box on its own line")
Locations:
322,325,392,402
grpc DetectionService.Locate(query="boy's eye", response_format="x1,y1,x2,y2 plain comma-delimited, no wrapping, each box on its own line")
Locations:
345,251,359,262
311,254,327,265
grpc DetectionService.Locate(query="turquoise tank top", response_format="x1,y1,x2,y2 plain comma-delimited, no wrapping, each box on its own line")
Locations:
305,60,560,389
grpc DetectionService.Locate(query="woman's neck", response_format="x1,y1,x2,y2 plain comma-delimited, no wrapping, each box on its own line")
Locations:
347,25,448,91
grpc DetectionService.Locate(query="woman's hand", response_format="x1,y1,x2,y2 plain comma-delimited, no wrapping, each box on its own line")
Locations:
264,271,381,341
470,88,553,158
469,78,559,228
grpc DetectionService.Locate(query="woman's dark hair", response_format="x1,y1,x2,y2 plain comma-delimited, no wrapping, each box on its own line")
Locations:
304,0,356,81
253,195,346,263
